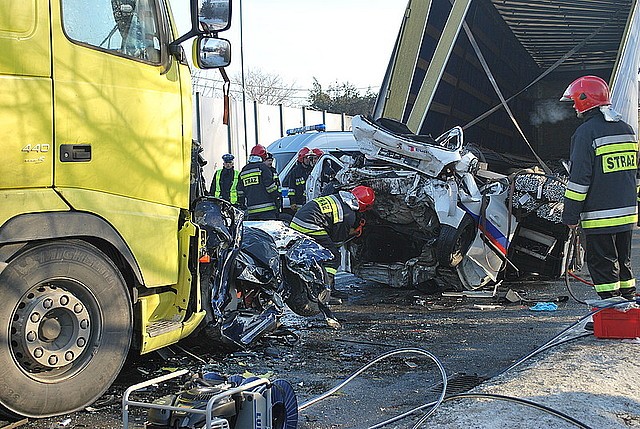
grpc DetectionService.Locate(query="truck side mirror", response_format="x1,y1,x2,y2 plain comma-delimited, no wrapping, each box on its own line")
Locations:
197,0,231,33
194,37,231,69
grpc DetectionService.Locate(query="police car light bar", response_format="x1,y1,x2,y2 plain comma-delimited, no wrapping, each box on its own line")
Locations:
286,123,326,136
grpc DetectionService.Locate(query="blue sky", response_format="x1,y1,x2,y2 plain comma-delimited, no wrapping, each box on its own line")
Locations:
171,0,407,91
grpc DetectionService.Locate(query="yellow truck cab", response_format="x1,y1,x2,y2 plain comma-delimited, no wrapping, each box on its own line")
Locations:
0,0,231,418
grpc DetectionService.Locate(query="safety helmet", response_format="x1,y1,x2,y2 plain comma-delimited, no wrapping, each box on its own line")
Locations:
297,147,311,163
351,185,375,212
222,153,234,162
266,151,274,160
310,148,324,158
560,75,611,114
250,144,268,160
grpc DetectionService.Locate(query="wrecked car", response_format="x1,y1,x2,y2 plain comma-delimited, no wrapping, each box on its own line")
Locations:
192,197,338,348
302,0,638,292
305,115,570,292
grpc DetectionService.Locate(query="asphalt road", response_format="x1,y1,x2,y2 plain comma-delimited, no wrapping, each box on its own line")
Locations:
4,262,602,429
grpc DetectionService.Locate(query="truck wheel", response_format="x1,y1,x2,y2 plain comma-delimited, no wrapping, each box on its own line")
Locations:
0,240,132,418
436,214,476,268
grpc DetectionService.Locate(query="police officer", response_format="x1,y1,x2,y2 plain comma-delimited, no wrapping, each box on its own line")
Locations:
209,153,240,204
237,144,279,220
286,147,322,211
290,186,375,304
560,75,639,300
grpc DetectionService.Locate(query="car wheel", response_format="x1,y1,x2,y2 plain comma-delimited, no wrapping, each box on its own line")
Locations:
436,214,476,268
283,268,321,317
0,240,132,418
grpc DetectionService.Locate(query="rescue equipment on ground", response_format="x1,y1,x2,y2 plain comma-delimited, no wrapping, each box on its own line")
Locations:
122,369,298,429
592,301,640,339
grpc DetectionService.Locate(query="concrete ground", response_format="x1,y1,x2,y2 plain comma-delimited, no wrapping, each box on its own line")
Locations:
424,228,640,429
5,230,639,429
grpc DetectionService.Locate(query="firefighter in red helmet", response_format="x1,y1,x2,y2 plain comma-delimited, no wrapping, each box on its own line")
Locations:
286,147,322,211
289,185,375,320
237,144,279,220
560,75,639,303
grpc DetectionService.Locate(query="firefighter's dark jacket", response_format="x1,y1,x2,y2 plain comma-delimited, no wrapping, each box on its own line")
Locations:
237,159,279,214
289,194,357,242
269,165,283,210
286,162,312,205
562,110,639,234
209,167,239,204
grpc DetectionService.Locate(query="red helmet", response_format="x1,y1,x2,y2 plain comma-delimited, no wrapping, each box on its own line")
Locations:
310,148,324,158
560,75,611,114
250,144,267,160
297,147,311,162
351,186,375,212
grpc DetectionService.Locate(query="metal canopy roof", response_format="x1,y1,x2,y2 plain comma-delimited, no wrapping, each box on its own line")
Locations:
490,0,634,71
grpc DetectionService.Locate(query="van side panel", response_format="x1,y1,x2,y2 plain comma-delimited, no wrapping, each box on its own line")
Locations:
0,0,54,190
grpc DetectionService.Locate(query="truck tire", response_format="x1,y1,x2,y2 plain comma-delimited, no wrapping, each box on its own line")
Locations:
436,214,476,268
0,240,132,418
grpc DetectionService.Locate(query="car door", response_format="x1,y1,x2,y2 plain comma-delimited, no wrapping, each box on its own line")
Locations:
306,154,347,200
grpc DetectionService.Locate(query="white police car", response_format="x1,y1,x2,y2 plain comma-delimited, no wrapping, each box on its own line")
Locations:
267,124,362,209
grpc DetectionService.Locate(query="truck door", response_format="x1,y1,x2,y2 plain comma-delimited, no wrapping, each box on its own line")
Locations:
0,0,53,190
51,0,188,209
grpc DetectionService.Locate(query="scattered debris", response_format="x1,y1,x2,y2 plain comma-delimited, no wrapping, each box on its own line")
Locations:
505,289,524,303
49,418,71,429
0,419,28,429
84,395,117,413
473,304,503,311
529,302,559,312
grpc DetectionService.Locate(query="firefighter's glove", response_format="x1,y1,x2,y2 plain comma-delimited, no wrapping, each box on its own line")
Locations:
353,219,366,237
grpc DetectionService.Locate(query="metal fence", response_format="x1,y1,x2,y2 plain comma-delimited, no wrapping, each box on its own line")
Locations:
194,93,353,187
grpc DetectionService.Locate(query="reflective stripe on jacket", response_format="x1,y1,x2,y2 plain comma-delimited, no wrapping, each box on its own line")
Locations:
562,111,639,234
211,168,239,204
237,161,278,214
286,162,312,205
290,194,357,243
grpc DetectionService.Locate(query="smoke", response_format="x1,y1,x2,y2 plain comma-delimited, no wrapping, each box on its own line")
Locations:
530,99,574,126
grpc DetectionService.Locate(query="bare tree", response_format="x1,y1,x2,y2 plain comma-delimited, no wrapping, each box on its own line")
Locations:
233,68,299,106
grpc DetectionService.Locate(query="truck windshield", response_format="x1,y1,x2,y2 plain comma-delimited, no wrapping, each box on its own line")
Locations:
61,0,161,63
